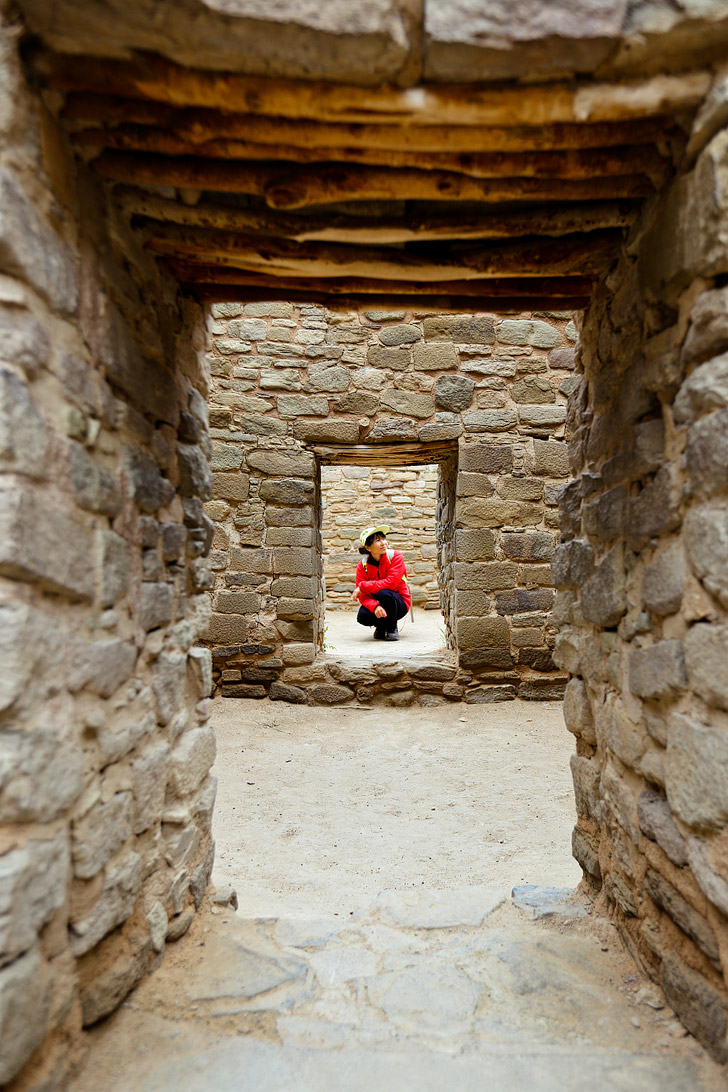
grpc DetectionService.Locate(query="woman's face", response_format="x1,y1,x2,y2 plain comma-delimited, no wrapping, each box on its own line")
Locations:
367,533,387,560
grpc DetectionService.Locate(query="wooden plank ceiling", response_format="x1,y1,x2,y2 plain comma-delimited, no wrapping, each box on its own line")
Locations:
36,51,706,313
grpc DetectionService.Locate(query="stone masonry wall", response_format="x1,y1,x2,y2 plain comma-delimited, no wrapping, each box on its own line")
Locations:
204,303,576,705
554,113,728,1062
0,21,215,1089
321,464,439,610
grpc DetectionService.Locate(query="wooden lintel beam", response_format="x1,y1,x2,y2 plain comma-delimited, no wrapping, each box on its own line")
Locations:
72,126,670,182
164,261,592,299
183,284,589,313
144,226,619,279
94,151,655,208
39,52,710,126
313,442,457,466
62,94,686,154
120,189,638,243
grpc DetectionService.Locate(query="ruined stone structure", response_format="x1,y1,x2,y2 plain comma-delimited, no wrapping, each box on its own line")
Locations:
2,0,728,1085
203,304,574,703
321,464,439,611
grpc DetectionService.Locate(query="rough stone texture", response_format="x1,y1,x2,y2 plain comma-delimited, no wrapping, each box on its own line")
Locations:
557,114,728,1065
0,30,217,1089
205,305,573,703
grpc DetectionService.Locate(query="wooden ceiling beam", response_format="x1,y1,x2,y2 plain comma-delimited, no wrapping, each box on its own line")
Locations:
94,151,655,209
62,94,685,153
184,283,589,311
121,190,638,243
144,226,619,280
165,262,592,298
73,126,670,181
39,51,710,126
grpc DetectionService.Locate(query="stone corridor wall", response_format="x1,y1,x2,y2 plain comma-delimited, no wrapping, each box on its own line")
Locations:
321,464,439,610
554,115,728,1061
204,303,575,704
0,24,215,1089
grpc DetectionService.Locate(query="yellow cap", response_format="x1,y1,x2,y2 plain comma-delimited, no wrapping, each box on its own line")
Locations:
359,524,390,548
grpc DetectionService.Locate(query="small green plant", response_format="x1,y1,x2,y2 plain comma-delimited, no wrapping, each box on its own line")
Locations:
323,622,336,652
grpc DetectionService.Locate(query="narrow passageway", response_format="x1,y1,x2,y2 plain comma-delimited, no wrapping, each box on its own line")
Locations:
69,701,723,1091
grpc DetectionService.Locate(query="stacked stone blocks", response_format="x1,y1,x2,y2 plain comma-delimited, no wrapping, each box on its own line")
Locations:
553,118,728,1062
205,304,576,704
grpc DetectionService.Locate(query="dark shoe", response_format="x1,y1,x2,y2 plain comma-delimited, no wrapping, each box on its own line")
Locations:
373,629,386,640
383,628,400,641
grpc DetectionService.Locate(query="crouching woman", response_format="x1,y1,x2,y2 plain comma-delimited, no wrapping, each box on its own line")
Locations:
352,525,411,641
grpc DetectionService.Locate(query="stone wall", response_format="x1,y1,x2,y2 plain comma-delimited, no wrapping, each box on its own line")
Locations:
554,114,728,1062
0,21,215,1088
321,464,439,610
204,303,575,704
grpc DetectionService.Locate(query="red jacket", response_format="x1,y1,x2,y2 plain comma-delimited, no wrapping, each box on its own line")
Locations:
355,549,412,614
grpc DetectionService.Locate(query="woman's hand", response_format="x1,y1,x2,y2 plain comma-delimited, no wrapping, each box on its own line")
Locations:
374,605,387,619
351,586,361,602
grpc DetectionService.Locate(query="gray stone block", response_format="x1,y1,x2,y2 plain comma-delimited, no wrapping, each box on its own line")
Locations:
98,530,128,607
0,833,67,967
413,343,458,371
0,945,51,1084
152,650,187,725
0,487,94,600
511,376,556,404
0,368,48,478
124,446,168,513
378,324,421,347
517,404,567,427
464,684,516,703
266,527,313,546
140,582,174,631
270,682,307,703
72,792,132,879
454,561,517,590
462,409,517,432
497,319,561,348
273,547,314,576
548,347,576,370
271,576,314,597
684,505,728,608
570,754,600,820
532,439,569,476
563,678,595,743
580,544,625,626
495,588,554,614
277,597,314,620
131,742,171,835
69,638,137,698
418,421,462,440
259,477,314,505
70,855,143,964
210,443,244,470
69,441,122,515
682,286,728,366
675,351,728,425
228,318,267,341
434,374,474,412
503,531,554,561
684,622,728,710
367,347,411,371
455,615,509,651
666,712,728,828
0,168,77,313
305,364,349,392
366,417,419,441
686,408,728,497
637,790,687,867
177,443,212,500
309,684,354,704
0,305,50,376
169,728,216,798
661,953,728,1063
264,506,314,527
380,389,435,418
215,589,260,614
629,640,687,701
246,450,315,478
456,471,494,498
459,442,512,474
628,466,681,545
334,391,380,414
642,541,683,616
293,419,360,443
212,472,249,502
277,394,328,416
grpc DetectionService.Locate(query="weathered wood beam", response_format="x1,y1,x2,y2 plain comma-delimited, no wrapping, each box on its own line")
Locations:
184,283,591,313
314,442,458,466
94,151,655,209
73,126,669,181
62,93,685,153
164,261,591,299
145,226,618,279
39,52,710,126
120,189,638,243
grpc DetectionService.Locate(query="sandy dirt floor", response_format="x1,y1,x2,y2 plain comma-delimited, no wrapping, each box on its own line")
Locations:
210,698,582,918
323,606,447,660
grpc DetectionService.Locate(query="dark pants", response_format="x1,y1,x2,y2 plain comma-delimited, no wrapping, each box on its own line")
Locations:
357,589,408,635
